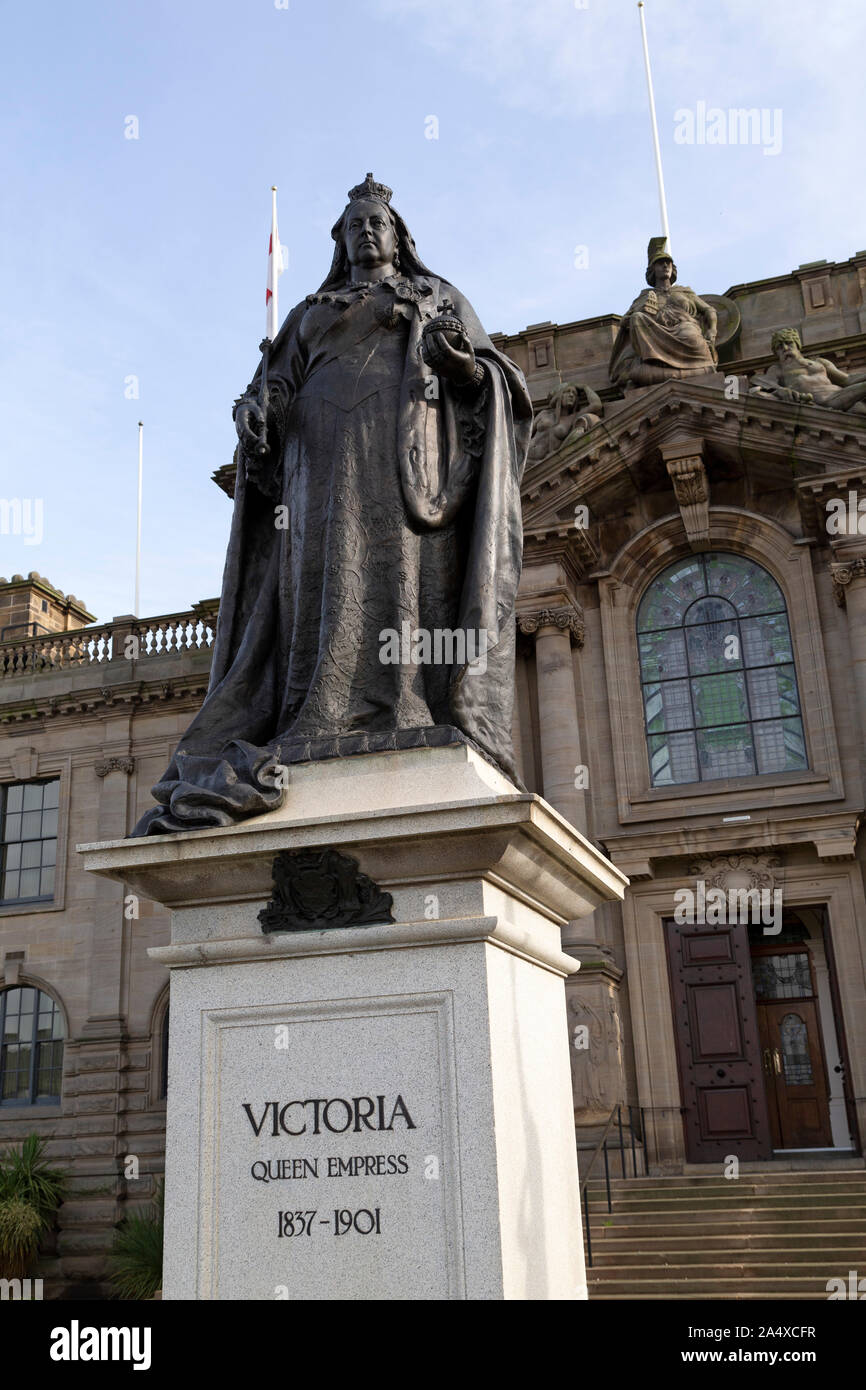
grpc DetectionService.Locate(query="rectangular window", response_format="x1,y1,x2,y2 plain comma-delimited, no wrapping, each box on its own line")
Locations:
1,780,59,905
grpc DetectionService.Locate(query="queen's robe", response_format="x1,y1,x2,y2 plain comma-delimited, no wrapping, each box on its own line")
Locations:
133,273,532,834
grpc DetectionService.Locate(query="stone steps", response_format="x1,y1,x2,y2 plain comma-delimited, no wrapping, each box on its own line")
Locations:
591,1261,855,1280
586,1168,866,1300
591,1243,864,1265
598,1291,831,1301
592,1206,866,1225
585,1172,866,1195
591,1275,849,1297
588,1190,866,1207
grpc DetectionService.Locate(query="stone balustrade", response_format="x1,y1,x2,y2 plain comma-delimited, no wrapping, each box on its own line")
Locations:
0,608,217,678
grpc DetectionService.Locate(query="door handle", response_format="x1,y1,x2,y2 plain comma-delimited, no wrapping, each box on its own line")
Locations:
773,1048,782,1075
762,1048,772,1073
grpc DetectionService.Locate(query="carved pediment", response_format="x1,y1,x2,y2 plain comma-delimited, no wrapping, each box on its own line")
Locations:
543,376,866,482
522,377,866,568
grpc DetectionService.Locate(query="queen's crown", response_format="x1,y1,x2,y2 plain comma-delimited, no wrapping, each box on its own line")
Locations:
348,172,393,204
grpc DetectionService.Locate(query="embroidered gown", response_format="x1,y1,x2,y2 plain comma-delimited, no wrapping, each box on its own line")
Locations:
133,272,531,834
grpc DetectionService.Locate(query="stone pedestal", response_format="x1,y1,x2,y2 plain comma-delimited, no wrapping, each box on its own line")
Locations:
79,745,626,1301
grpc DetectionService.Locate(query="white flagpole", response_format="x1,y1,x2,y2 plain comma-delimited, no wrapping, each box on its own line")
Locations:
266,185,282,342
135,421,143,616
637,1,670,241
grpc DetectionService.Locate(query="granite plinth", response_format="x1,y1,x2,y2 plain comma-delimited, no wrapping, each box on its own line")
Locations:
79,744,627,1300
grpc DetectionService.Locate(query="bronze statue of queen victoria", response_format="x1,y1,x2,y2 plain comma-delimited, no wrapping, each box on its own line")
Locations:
133,174,532,835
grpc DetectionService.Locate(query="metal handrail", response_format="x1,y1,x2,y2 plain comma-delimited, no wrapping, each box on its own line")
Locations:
578,1104,645,1269
578,1104,619,1198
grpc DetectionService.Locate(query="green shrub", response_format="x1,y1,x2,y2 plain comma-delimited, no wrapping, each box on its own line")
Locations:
0,1134,67,1217
0,1197,43,1279
0,1135,66,1278
108,1184,163,1300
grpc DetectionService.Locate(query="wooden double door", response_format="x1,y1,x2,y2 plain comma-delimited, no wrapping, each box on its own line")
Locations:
665,922,833,1162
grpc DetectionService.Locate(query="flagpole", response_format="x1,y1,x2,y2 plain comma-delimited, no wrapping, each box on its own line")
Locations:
637,1,670,241
258,185,283,455
267,185,279,343
135,421,143,616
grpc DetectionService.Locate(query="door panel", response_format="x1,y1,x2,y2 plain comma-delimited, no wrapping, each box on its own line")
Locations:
699,1086,753,1138
666,920,773,1162
690,982,744,1058
757,999,832,1148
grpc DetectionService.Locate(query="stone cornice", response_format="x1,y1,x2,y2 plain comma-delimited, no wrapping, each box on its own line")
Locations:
0,676,209,727
604,809,861,872
521,526,599,580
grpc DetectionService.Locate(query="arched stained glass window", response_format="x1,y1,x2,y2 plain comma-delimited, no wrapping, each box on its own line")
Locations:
637,553,808,786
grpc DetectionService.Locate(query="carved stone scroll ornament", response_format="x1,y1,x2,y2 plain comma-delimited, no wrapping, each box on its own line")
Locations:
830,558,866,606
258,848,395,934
517,607,585,647
665,454,710,548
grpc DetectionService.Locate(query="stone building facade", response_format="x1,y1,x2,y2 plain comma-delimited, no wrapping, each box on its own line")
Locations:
2,250,866,1292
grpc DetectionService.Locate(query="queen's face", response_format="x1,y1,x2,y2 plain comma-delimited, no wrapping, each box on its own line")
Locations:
345,200,397,270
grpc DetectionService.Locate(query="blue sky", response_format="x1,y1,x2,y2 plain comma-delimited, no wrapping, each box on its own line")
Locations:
2,0,864,624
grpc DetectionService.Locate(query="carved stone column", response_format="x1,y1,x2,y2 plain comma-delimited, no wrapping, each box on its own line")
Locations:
518,606,586,834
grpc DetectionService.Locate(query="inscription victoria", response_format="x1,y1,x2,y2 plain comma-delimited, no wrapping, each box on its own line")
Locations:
242,1093,416,1136
242,1093,420,1245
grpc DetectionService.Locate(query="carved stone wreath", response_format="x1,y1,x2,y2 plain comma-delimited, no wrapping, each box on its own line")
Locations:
258,847,395,934
688,853,780,895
